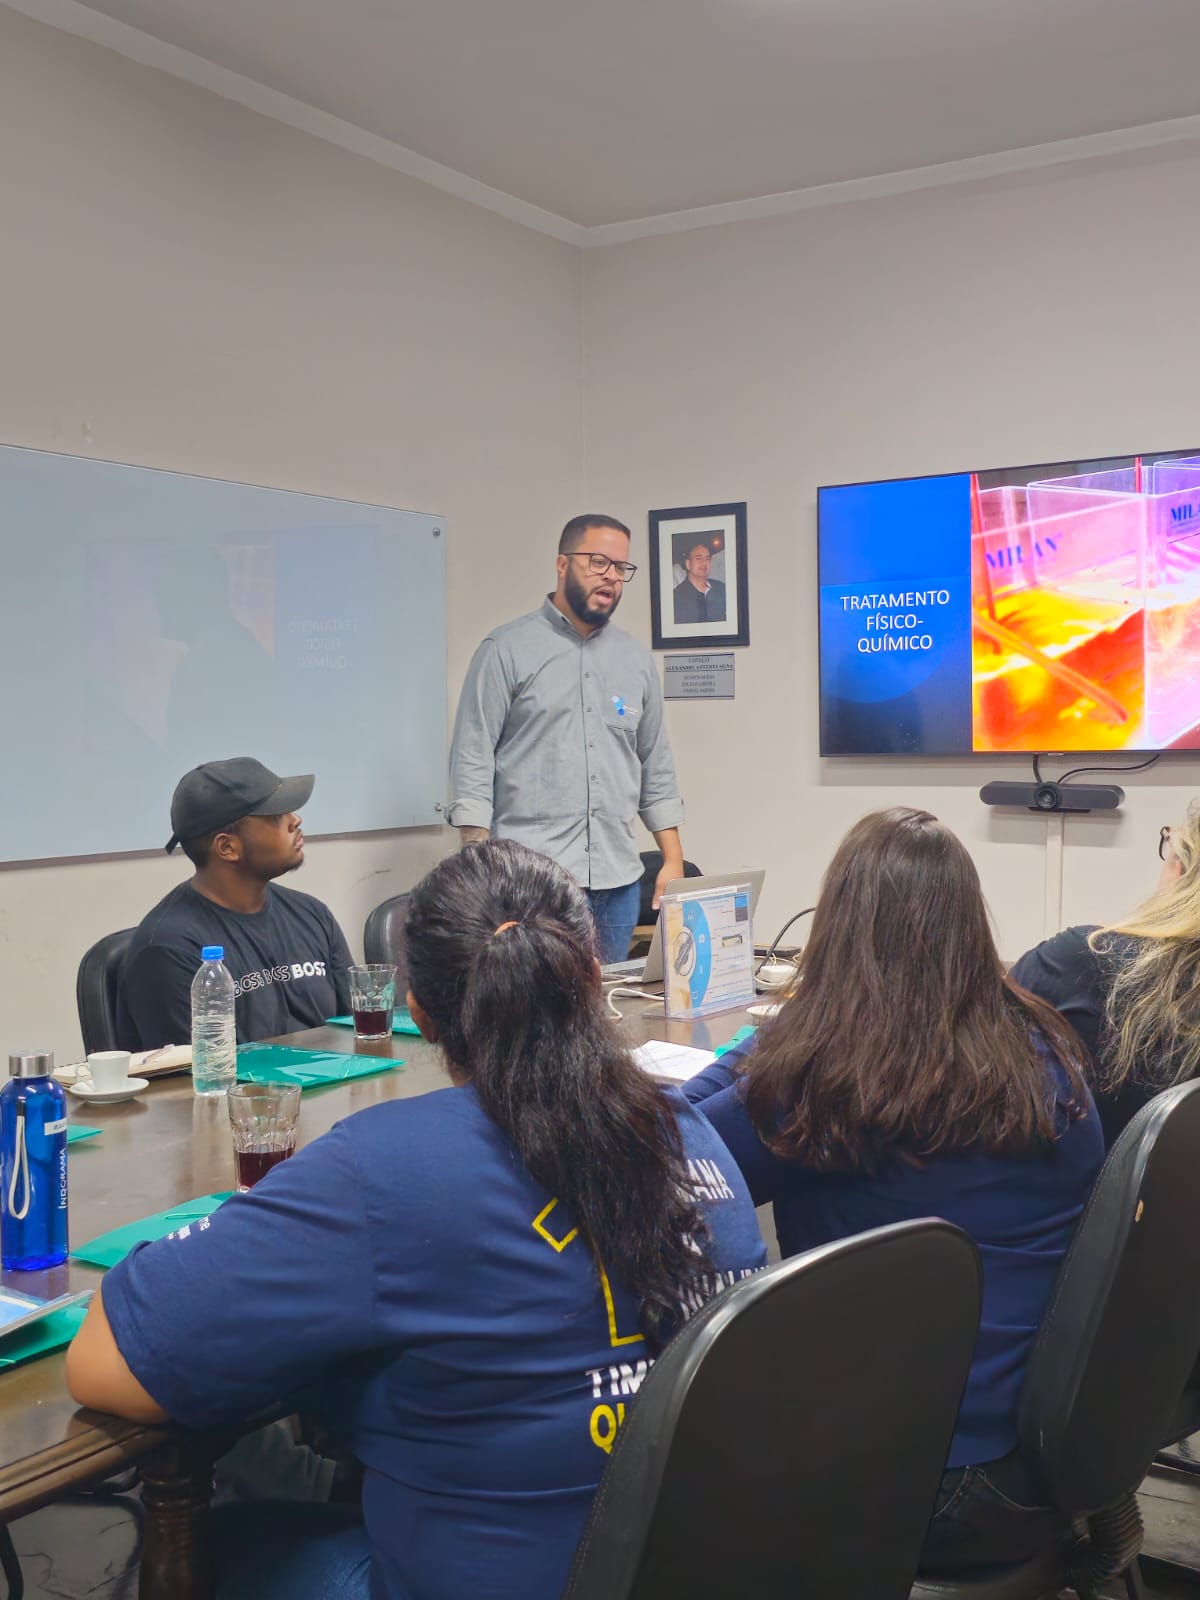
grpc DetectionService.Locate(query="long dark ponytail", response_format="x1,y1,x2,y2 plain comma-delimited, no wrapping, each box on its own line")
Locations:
405,840,710,1348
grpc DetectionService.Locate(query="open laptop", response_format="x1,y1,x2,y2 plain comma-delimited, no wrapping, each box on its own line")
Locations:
601,870,767,984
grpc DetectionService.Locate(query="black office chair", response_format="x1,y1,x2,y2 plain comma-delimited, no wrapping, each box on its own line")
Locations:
362,892,412,991
1145,1395,1200,1589
0,1526,23,1600
563,1218,982,1600
1157,1363,1200,1467
912,1077,1200,1600
75,929,135,1055
1120,1186,1200,1588
634,851,703,929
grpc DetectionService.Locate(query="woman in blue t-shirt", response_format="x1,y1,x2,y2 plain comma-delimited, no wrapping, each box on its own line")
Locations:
1011,801,1200,1145
67,841,765,1600
687,806,1104,1574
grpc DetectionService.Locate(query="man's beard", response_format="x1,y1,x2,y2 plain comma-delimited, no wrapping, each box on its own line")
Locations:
260,855,304,882
564,568,621,628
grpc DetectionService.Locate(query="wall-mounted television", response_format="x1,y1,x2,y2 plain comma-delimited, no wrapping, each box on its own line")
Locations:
817,449,1200,756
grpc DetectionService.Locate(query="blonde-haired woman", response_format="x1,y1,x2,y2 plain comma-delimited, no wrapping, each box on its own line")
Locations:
1011,805,1200,1146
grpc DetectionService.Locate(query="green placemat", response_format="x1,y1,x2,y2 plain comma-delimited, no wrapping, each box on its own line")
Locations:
72,1193,234,1269
67,1125,101,1144
714,1025,757,1058
326,1011,422,1037
0,1303,90,1370
237,1044,401,1089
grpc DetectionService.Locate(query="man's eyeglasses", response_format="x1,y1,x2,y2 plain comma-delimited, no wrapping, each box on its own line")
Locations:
570,551,638,581
1159,824,1173,861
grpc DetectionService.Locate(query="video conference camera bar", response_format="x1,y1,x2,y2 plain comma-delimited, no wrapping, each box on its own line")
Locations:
979,780,1125,814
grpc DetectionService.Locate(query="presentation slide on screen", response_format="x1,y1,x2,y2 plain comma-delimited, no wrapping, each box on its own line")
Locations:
818,450,1200,755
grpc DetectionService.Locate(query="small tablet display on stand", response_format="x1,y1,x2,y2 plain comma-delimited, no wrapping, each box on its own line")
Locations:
661,883,756,1020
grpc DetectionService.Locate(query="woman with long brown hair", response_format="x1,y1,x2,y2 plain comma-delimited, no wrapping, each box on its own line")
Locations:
688,807,1103,1572
1012,802,1200,1145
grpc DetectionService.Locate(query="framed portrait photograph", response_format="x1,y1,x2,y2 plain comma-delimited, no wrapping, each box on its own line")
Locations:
648,502,749,651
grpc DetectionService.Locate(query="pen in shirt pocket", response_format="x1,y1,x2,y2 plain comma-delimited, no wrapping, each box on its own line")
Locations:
611,696,626,717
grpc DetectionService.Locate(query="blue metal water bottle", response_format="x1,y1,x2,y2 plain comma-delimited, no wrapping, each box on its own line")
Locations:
1,1050,69,1270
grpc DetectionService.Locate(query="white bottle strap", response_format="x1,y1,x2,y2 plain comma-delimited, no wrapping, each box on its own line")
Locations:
6,1104,30,1223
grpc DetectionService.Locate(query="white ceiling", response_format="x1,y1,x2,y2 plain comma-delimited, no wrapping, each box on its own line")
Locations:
23,0,1200,233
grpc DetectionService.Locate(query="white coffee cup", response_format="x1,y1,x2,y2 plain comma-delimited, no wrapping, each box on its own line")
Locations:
87,1050,131,1093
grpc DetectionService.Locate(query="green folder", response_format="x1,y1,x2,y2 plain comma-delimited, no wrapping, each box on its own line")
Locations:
67,1125,102,1144
0,1303,90,1370
714,1025,757,1058
72,1193,235,1270
326,1011,422,1037
236,1044,401,1089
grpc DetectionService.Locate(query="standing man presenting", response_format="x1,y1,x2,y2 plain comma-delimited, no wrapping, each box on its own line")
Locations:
449,515,686,963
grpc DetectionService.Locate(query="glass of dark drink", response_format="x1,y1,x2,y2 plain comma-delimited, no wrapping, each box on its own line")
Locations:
228,1082,302,1192
348,963,397,1041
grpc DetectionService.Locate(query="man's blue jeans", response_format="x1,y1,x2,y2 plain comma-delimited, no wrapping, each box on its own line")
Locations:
584,880,642,964
920,1452,1062,1571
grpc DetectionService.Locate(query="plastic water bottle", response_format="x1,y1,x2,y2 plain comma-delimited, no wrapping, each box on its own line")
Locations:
1,1051,69,1270
191,946,237,1097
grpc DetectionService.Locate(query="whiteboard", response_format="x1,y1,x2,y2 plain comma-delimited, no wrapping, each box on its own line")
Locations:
0,444,447,863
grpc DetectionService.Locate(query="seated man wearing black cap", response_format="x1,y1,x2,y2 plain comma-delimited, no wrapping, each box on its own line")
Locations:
117,758,354,1051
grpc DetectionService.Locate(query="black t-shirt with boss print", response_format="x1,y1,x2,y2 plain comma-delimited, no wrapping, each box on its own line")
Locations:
117,881,354,1050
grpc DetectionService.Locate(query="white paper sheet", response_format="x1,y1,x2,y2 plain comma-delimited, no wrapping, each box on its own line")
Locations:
631,1039,716,1083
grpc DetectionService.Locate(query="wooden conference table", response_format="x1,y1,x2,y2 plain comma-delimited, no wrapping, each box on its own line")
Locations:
0,998,754,1600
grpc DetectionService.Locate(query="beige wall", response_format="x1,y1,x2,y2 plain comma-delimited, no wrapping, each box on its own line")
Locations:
5,7,1200,1063
0,8,583,1061
581,146,1200,958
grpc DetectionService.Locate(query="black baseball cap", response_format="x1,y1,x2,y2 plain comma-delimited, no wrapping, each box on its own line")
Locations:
166,758,315,854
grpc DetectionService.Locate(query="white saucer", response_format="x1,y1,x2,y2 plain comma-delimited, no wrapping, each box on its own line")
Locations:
748,1002,782,1020
67,1077,149,1105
